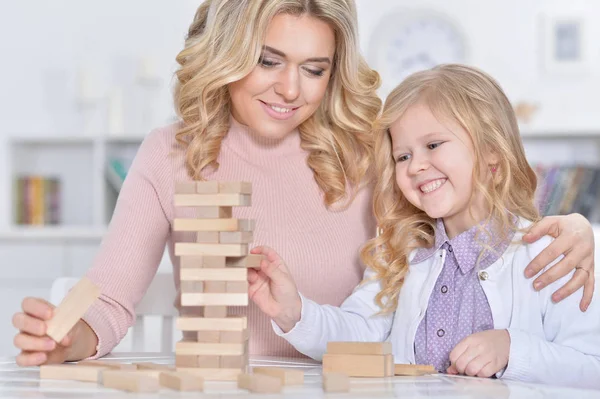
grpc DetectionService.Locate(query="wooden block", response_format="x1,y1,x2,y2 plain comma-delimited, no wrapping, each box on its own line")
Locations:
226,254,264,268
196,206,233,219
175,355,220,369
176,316,247,331
180,256,226,268
195,181,220,194
196,231,220,243
175,355,200,368
174,218,254,232
174,193,251,207
101,370,159,393
175,182,198,194
176,367,243,381
385,354,394,377
135,362,175,371
322,354,388,377
204,306,228,318
221,353,248,369
197,330,220,343
46,277,101,343
77,360,136,370
226,281,248,293
219,231,254,244
218,181,252,194
253,367,304,385
197,356,221,368
175,243,248,257
220,329,248,343
204,281,227,293
326,342,392,355
182,293,248,306
323,372,350,392
180,281,204,293
394,364,437,376
40,364,105,382
180,268,247,282
176,341,245,356
238,373,282,394
159,371,204,391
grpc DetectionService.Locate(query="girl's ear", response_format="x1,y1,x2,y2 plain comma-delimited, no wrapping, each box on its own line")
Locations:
486,150,500,168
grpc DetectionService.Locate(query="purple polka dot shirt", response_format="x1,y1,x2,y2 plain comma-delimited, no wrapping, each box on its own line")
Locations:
411,219,513,372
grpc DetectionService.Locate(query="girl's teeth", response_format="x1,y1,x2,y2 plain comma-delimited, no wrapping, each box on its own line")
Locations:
270,105,293,113
421,179,446,193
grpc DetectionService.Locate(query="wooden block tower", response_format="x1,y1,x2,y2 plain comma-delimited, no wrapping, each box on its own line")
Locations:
173,181,262,381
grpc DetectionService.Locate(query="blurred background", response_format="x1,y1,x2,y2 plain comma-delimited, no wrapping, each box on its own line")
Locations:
0,0,598,356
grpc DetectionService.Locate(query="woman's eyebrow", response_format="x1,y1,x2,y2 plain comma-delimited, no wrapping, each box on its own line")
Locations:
262,45,331,64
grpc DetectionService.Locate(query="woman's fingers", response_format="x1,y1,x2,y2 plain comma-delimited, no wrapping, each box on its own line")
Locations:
13,333,56,352
15,351,47,367
12,313,47,337
524,236,567,279
21,297,54,320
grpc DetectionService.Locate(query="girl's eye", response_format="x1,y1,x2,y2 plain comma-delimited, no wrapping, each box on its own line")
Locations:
428,142,443,150
259,57,279,68
395,154,410,163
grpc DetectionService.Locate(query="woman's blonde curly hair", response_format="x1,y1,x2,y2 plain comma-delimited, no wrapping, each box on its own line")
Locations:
361,64,540,313
173,0,381,208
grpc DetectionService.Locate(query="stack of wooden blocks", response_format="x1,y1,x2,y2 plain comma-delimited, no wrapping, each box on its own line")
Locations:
173,180,262,381
322,342,394,377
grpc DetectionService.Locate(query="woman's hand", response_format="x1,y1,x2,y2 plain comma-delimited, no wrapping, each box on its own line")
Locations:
12,297,97,366
248,246,302,333
522,213,595,311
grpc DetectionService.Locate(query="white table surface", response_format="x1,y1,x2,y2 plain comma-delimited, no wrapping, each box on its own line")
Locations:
0,352,597,398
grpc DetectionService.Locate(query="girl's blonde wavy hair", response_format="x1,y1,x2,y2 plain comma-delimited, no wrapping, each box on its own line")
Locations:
173,0,381,207
361,64,540,312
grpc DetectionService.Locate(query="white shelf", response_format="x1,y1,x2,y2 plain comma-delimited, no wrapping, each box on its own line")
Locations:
0,226,106,240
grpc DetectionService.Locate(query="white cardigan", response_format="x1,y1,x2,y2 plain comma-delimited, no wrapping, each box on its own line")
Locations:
274,226,600,389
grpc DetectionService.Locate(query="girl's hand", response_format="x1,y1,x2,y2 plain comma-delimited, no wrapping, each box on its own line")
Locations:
522,213,595,311
447,329,510,378
248,246,302,333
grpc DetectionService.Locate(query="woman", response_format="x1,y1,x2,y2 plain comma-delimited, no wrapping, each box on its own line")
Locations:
12,0,595,366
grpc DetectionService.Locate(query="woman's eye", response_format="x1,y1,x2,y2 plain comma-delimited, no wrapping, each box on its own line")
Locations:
259,58,279,68
304,67,324,77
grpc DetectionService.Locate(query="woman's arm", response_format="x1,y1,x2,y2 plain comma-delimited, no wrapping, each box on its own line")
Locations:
522,214,595,310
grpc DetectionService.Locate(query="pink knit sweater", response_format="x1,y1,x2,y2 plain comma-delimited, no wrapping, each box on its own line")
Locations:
83,119,376,358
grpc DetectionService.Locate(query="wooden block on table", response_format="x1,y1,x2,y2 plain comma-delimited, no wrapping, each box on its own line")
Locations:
197,330,221,343
101,370,159,393
182,293,248,306
196,231,220,243
394,364,437,376
322,354,389,377
175,355,201,368
77,360,136,370
204,306,228,318
174,193,251,207
326,341,392,355
226,254,265,268
176,341,245,356
40,364,105,382
159,371,204,391
135,362,175,371
220,329,248,343
323,372,350,392
176,316,247,331
226,281,249,293
385,354,394,377
46,277,101,343
238,373,282,394
175,355,220,369
253,367,304,385
180,256,226,269
221,352,248,369
174,218,254,233
180,281,204,293
204,281,227,293
218,181,252,194
175,243,248,257
181,268,247,282
176,367,244,381
219,231,254,244
196,206,233,219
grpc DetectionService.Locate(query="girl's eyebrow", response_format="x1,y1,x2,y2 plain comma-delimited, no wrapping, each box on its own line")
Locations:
262,45,332,64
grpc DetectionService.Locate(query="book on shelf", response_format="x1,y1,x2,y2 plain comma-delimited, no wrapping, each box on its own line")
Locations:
535,165,600,223
13,176,61,225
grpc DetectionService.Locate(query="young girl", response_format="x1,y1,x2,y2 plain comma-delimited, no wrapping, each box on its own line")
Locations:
248,64,600,388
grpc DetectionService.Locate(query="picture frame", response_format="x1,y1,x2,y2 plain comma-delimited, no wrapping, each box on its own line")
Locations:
540,11,588,75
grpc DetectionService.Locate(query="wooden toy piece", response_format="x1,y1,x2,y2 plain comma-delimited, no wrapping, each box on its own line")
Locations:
204,306,228,318
159,371,204,391
219,231,254,244
45,277,101,343
180,255,226,269
175,243,248,257
77,360,136,370
135,362,175,371
204,281,227,293
226,254,265,268
174,193,251,207
385,354,394,377
394,364,437,376
180,281,204,293
195,181,220,194
218,181,252,194
220,329,248,343
40,364,105,382
181,293,248,307
101,370,159,393
176,367,244,381
175,355,220,368
176,341,245,356
175,182,200,194
196,231,220,243
176,316,247,331
322,354,390,377
221,352,248,369
323,372,350,392
226,281,249,293
238,373,282,394
173,218,254,233
197,330,221,343
180,268,247,282
196,206,233,219
326,341,392,355
253,367,304,385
